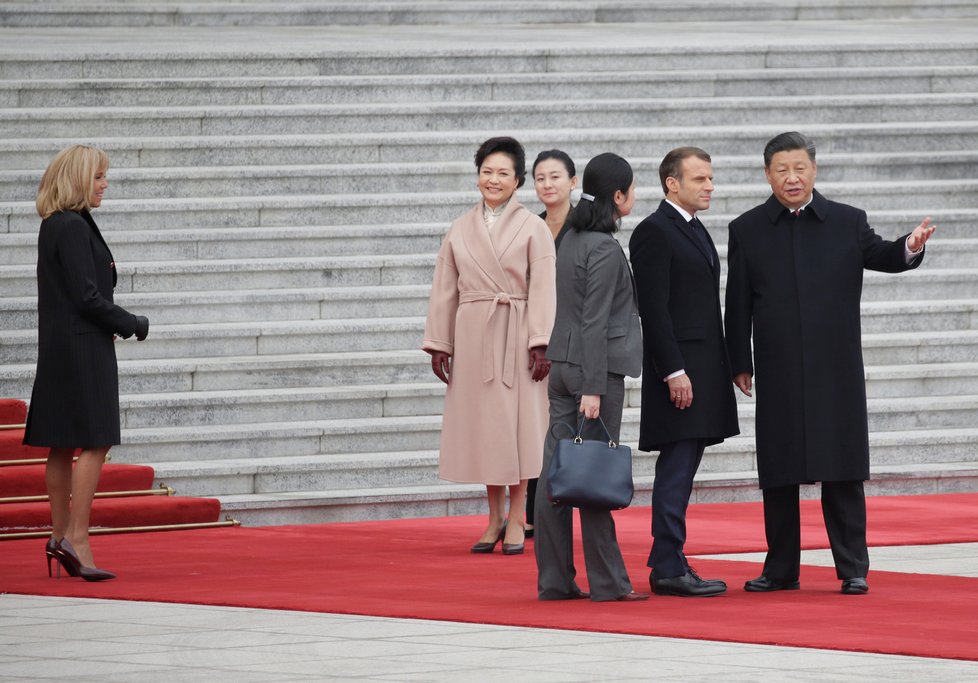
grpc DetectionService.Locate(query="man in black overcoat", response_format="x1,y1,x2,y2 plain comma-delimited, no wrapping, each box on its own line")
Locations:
724,131,935,595
629,147,740,597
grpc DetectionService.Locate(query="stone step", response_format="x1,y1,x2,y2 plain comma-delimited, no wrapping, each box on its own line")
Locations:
2,255,972,303
1,182,973,233
91,395,978,463
3,269,975,329
862,329,978,366
0,285,433,329
5,64,978,109
4,35,978,80
105,394,978,466
3,316,976,396
152,426,978,501
3,1,978,29
5,240,974,296
0,350,433,398
0,212,972,270
5,150,978,201
5,121,978,169
0,224,445,266
214,458,978,525
0,317,426,364
0,254,435,296
3,93,978,139
4,266,976,357
111,360,978,431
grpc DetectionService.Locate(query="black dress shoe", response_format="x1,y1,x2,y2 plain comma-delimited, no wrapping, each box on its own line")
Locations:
688,567,726,588
653,571,726,597
841,577,868,594
743,575,800,592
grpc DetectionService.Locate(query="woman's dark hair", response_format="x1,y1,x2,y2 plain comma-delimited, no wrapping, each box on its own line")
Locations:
565,153,633,234
474,136,526,188
763,131,816,168
532,149,576,178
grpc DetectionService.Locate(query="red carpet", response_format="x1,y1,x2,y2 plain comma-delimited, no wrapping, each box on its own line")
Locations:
2,494,977,661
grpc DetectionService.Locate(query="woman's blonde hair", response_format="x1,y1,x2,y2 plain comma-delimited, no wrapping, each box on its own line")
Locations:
35,144,109,219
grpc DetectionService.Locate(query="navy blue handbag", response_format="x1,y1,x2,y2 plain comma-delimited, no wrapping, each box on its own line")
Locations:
546,416,634,510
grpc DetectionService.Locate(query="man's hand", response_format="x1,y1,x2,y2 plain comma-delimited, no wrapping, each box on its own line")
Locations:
579,394,601,419
907,216,936,253
667,373,693,410
528,345,551,382
429,351,451,385
733,372,753,397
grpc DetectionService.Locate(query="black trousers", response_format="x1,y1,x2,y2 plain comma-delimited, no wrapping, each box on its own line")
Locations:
647,438,706,578
761,480,870,581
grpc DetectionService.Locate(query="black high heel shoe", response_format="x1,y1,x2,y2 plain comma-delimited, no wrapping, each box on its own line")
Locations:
56,539,116,582
45,537,64,578
470,521,507,554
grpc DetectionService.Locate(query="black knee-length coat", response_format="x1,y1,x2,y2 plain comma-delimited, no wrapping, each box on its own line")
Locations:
724,191,923,489
24,210,141,448
629,200,740,451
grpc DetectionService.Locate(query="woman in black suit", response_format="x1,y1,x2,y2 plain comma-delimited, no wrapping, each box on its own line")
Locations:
24,145,149,581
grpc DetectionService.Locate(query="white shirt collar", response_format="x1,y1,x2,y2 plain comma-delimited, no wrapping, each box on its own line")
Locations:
665,199,694,223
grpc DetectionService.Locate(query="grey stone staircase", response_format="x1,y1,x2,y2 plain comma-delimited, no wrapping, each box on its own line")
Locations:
1,3,976,524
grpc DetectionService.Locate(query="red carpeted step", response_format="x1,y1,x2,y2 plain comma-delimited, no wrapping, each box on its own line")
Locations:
0,399,47,461
0,463,157,498
0,495,222,533
0,430,48,461
0,399,27,425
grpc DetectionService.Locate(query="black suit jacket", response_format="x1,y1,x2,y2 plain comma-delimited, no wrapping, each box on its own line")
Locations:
724,190,922,488
24,210,140,448
629,200,739,451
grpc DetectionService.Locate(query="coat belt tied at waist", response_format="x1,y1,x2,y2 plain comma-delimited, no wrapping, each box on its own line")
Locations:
459,290,528,388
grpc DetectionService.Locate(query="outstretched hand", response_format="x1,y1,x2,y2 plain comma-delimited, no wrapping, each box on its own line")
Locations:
907,216,936,253
429,351,451,385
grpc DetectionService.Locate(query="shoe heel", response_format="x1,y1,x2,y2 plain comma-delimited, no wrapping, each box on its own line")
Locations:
44,537,60,579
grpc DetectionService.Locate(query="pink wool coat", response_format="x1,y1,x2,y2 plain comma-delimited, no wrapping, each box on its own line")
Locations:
423,199,557,485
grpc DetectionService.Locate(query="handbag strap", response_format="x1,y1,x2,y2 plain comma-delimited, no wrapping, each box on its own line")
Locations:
575,415,619,448
549,421,578,441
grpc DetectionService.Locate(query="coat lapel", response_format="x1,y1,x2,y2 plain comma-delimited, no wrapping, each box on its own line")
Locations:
462,199,514,291
660,200,717,274
79,210,117,288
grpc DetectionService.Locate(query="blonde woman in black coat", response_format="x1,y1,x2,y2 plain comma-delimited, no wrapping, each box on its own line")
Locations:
24,145,149,581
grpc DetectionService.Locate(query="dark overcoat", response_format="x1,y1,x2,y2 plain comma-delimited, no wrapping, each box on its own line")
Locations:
24,210,140,448
724,190,923,489
629,200,740,451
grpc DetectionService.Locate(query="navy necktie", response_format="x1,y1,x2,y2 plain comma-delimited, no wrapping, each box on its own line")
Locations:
689,217,715,267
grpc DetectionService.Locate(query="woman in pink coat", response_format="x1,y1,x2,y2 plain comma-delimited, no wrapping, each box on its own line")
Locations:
423,137,557,555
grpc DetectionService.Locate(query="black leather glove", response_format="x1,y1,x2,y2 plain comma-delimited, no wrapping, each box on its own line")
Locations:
529,345,551,382
429,351,451,384
134,315,149,341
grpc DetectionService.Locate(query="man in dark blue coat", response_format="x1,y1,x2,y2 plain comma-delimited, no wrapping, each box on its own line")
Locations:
630,147,740,597
724,131,935,595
